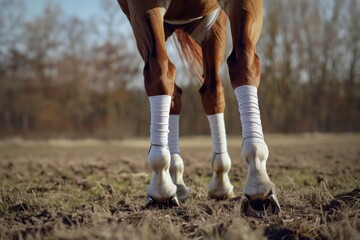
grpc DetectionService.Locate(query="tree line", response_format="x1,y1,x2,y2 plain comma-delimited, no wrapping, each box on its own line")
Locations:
0,0,359,139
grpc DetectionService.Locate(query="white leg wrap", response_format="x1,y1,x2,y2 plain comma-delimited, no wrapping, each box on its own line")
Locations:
235,85,265,145
168,115,190,200
168,115,180,154
207,113,234,198
235,86,273,197
207,113,228,153
147,96,176,201
149,96,171,146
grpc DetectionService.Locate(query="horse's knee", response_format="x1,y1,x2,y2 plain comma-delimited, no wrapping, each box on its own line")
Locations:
199,78,225,114
144,54,176,96
227,38,260,88
170,85,182,114
225,0,262,88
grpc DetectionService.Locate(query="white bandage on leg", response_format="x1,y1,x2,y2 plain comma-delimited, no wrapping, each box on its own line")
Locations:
149,95,172,146
235,85,272,197
168,115,180,154
234,85,265,144
168,114,191,200
207,113,233,199
207,113,228,153
147,95,177,201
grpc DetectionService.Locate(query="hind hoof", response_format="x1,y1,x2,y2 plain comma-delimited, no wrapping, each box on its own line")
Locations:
208,190,235,200
240,191,281,217
145,195,180,209
176,185,191,202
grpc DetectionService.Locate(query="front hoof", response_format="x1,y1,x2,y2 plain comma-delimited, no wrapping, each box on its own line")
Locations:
145,195,180,209
240,191,281,217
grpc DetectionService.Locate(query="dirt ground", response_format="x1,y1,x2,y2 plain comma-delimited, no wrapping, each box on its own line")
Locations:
0,134,359,240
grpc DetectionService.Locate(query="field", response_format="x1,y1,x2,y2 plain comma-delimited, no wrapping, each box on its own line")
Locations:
0,134,359,240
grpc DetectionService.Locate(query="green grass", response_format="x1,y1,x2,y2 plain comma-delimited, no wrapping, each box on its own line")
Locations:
273,169,318,187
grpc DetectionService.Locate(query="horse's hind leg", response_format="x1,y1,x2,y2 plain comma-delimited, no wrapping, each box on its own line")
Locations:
200,10,234,200
119,1,178,206
221,0,280,216
168,85,190,201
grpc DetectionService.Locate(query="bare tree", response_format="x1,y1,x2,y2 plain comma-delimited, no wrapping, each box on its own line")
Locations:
0,0,359,138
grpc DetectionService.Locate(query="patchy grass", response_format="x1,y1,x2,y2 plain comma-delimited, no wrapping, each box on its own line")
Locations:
0,134,359,239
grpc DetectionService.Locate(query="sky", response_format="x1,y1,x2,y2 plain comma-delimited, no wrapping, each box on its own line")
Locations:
21,0,220,86
24,0,141,44
24,0,135,46
25,0,105,21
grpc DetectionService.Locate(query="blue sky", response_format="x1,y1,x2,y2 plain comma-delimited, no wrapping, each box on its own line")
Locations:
24,0,133,40
22,0,211,86
25,0,104,21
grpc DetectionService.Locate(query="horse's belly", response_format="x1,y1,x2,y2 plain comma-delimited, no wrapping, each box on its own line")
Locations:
164,0,219,21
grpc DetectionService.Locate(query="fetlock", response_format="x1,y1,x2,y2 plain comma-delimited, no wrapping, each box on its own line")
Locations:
241,141,273,198
208,152,234,199
170,153,190,200
148,146,171,172
169,153,184,183
147,146,177,202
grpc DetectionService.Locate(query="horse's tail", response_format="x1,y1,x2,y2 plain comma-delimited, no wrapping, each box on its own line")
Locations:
172,29,203,84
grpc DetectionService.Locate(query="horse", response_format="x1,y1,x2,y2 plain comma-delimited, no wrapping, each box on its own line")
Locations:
117,0,281,217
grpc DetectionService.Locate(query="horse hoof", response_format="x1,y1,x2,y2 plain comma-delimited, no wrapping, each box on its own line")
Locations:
145,195,180,209
176,185,191,202
240,191,281,217
208,190,235,200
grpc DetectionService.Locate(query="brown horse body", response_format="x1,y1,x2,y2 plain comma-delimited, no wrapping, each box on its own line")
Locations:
165,0,219,20
117,0,280,216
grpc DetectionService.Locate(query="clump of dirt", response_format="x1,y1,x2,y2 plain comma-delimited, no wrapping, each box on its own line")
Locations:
322,188,360,225
323,188,360,212
264,224,310,240
8,203,30,213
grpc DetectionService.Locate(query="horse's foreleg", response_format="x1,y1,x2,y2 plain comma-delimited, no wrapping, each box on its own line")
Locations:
223,0,280,215
127,3,177,206
206,118,234,200
200,10,234,200
147,96,178,206
168,85,191,201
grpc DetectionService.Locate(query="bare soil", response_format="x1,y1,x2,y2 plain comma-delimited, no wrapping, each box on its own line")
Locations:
0,134,359,240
